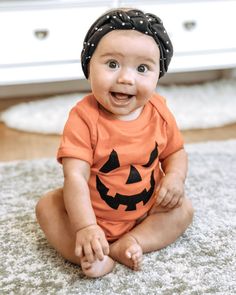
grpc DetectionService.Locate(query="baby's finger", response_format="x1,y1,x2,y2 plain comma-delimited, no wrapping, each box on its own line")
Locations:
75,245,83,258
91,239,104,261
176,197,183,208
156,187,167,206
83,243,94,263
159,191,173,207
101,238,110,256
167,195,180,209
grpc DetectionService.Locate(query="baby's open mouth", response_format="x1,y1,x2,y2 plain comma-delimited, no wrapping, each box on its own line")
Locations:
111,92,133,100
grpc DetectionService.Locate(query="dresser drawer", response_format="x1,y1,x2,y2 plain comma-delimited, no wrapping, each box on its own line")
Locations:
0,6,107,66
135,1,236,54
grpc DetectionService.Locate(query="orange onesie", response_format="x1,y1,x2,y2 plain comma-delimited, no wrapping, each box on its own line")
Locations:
57,93,184,241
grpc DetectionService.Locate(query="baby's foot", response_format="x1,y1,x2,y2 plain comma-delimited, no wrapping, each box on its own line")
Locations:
80,255,115,278
110,235,143,271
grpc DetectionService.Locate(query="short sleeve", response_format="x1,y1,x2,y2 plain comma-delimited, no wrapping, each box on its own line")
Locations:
57,106,93,166
150,93,184,161
159,112,184,161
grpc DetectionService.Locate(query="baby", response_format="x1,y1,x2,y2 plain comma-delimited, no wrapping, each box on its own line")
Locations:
36,8,194,278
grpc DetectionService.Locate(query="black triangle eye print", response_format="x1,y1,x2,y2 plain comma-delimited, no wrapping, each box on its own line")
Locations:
142,142,158,167
99,149,120,173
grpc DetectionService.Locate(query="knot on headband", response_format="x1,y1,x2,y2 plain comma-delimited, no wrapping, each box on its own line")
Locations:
81,9,173,79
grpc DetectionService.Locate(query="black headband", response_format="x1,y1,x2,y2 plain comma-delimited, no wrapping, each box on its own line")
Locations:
81,9,173,79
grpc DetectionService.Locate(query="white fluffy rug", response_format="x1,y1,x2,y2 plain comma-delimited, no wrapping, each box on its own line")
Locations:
1,79,236,134
0,140,236,294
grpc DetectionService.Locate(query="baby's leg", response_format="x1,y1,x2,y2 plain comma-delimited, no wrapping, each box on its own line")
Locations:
129,197,193,253
110,198,193,268
35,189,115,277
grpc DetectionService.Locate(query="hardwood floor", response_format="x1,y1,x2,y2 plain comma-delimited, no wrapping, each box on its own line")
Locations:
0,123,60,161
1,93,236,161
1,121,236,162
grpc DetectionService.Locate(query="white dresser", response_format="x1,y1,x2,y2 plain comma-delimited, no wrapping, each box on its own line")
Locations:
0,0,236,86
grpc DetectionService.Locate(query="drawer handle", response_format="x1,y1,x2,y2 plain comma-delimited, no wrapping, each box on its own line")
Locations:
34,29,49,40
183,21,197,31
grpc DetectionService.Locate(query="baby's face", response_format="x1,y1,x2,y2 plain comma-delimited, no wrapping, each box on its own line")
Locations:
88,30,160,119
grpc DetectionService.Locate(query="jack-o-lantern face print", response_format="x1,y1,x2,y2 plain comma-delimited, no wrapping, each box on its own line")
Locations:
96,142,158,211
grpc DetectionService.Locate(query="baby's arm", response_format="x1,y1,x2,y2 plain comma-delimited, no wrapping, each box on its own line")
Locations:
155,148,188,209
62,158,109,262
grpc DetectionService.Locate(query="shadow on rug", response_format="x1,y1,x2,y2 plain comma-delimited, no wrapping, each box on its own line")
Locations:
0,140,236,295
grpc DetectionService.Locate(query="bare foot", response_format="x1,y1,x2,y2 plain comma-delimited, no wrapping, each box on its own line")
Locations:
110,235,143,271
80,255,115,278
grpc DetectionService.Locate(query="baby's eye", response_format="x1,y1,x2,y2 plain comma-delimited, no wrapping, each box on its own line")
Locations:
108,60,119,69
137,64,148,73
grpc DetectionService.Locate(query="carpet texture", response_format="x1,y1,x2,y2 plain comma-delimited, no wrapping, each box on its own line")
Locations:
0,140,236,294
1,78,236,134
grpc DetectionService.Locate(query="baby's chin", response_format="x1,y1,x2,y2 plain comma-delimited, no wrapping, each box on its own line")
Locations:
110,106,144,121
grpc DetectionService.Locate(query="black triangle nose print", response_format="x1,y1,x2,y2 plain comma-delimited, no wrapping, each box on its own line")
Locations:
99,149,120,173
126,165,142,184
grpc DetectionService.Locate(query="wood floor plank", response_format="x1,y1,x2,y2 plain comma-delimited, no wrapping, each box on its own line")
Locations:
1,122,236,161
1,96,236,161
0,123,60,161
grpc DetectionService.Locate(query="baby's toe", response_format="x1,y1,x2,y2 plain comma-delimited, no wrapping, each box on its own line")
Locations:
125,243,143,270
125,244,141,258
132,253,142,270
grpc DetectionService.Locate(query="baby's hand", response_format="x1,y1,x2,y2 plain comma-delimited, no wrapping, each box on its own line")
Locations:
75,224,109,263
155,172,185,210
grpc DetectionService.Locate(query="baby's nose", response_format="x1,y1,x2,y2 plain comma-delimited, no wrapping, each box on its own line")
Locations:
117,68,135,85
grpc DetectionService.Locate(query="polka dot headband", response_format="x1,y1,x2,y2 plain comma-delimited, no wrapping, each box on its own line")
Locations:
81,9,173,79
